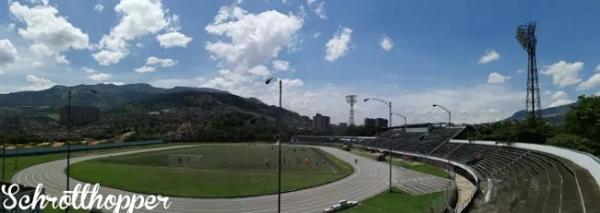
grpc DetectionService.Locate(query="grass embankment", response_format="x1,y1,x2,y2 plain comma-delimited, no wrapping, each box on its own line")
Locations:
343,188,445,213
349,148,448,178
70,144,354,198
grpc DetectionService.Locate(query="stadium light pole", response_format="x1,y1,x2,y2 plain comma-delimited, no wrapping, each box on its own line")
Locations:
265,77,282,213
66,88,97,213
432,104,451,126
364,97,393,192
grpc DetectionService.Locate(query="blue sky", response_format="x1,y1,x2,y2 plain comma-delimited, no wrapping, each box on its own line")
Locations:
0,0,599,124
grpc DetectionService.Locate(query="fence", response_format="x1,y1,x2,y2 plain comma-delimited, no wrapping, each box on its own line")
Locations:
409,181,457,213
0,140,164,157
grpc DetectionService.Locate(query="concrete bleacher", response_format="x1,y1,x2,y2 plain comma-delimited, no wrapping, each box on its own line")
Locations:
369,126,600,213
294,124,600,213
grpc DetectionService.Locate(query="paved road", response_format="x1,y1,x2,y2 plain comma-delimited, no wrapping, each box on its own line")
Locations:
13,145,449,213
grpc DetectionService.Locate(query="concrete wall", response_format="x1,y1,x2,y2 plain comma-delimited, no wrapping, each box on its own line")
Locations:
450,139,600,185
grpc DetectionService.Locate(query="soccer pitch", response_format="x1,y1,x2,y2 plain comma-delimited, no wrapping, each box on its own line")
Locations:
69,143,354,198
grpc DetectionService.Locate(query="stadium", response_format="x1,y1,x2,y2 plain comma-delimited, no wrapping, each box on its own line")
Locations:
1,1,600,213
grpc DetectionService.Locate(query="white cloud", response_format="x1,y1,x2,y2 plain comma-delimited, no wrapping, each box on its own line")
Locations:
82,67,96,73
379,34,393,51
0,39,18,66
146,56,177,67
271,60,290,71
205,5,302,70
314,2,327,19
102,81,125,86
325,27,352,62
306,0,326,19
247,65,270,76
203,5,303,93
478,49,500,64
156,31,192,48
93,0,173,65
542,61,583,88
9,2,89,64
23,74,55,91
549,91,573,107
134,56,176,73
312,32,321,38
88,72,112,81
292,83,525,124
577,73,600,90
94,4,104,12
282,78,304,87
596,64,600,72
487,72,510,84
6,23,16,32
134,66,155,73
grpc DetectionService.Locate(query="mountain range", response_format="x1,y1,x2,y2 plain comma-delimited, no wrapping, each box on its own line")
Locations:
504,103,575,124
0,83,312,141
0,83,228,109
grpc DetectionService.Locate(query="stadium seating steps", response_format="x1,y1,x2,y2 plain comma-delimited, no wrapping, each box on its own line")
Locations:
294,126,600,212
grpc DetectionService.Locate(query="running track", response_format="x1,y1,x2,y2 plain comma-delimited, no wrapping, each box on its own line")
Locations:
12,145,450,213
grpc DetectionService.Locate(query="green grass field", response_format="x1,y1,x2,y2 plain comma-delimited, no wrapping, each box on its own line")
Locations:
0,143,173,182
70,143,354,198
342,188,446,213
349,149,448,178
0,143,174,212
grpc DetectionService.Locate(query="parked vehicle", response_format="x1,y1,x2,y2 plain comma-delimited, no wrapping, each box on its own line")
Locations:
323,200,358,212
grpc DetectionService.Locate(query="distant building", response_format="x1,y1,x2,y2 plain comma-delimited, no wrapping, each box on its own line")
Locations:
59,106,100,126
312,113,331,131
375,118,388,128
338,122,348,128
364,118,376,127
364,117,388,128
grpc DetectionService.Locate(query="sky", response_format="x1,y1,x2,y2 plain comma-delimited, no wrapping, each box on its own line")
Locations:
0,0,600,125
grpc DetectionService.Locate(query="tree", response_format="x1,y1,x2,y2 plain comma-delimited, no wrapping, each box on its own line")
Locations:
562,95,600,155
564,96,600,142
547,134,595,154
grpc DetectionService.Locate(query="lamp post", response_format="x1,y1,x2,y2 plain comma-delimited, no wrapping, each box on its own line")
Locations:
364,97,393,192
265,77,282,213
432,104,451,126
392,113,407,129
66,88,96,212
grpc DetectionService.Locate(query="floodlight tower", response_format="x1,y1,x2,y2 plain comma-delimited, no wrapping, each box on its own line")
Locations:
345,95,357,126
516,21,542,121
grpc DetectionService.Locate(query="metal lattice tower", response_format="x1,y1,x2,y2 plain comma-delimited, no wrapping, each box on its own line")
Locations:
345,95,357,126
516,22,542,120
